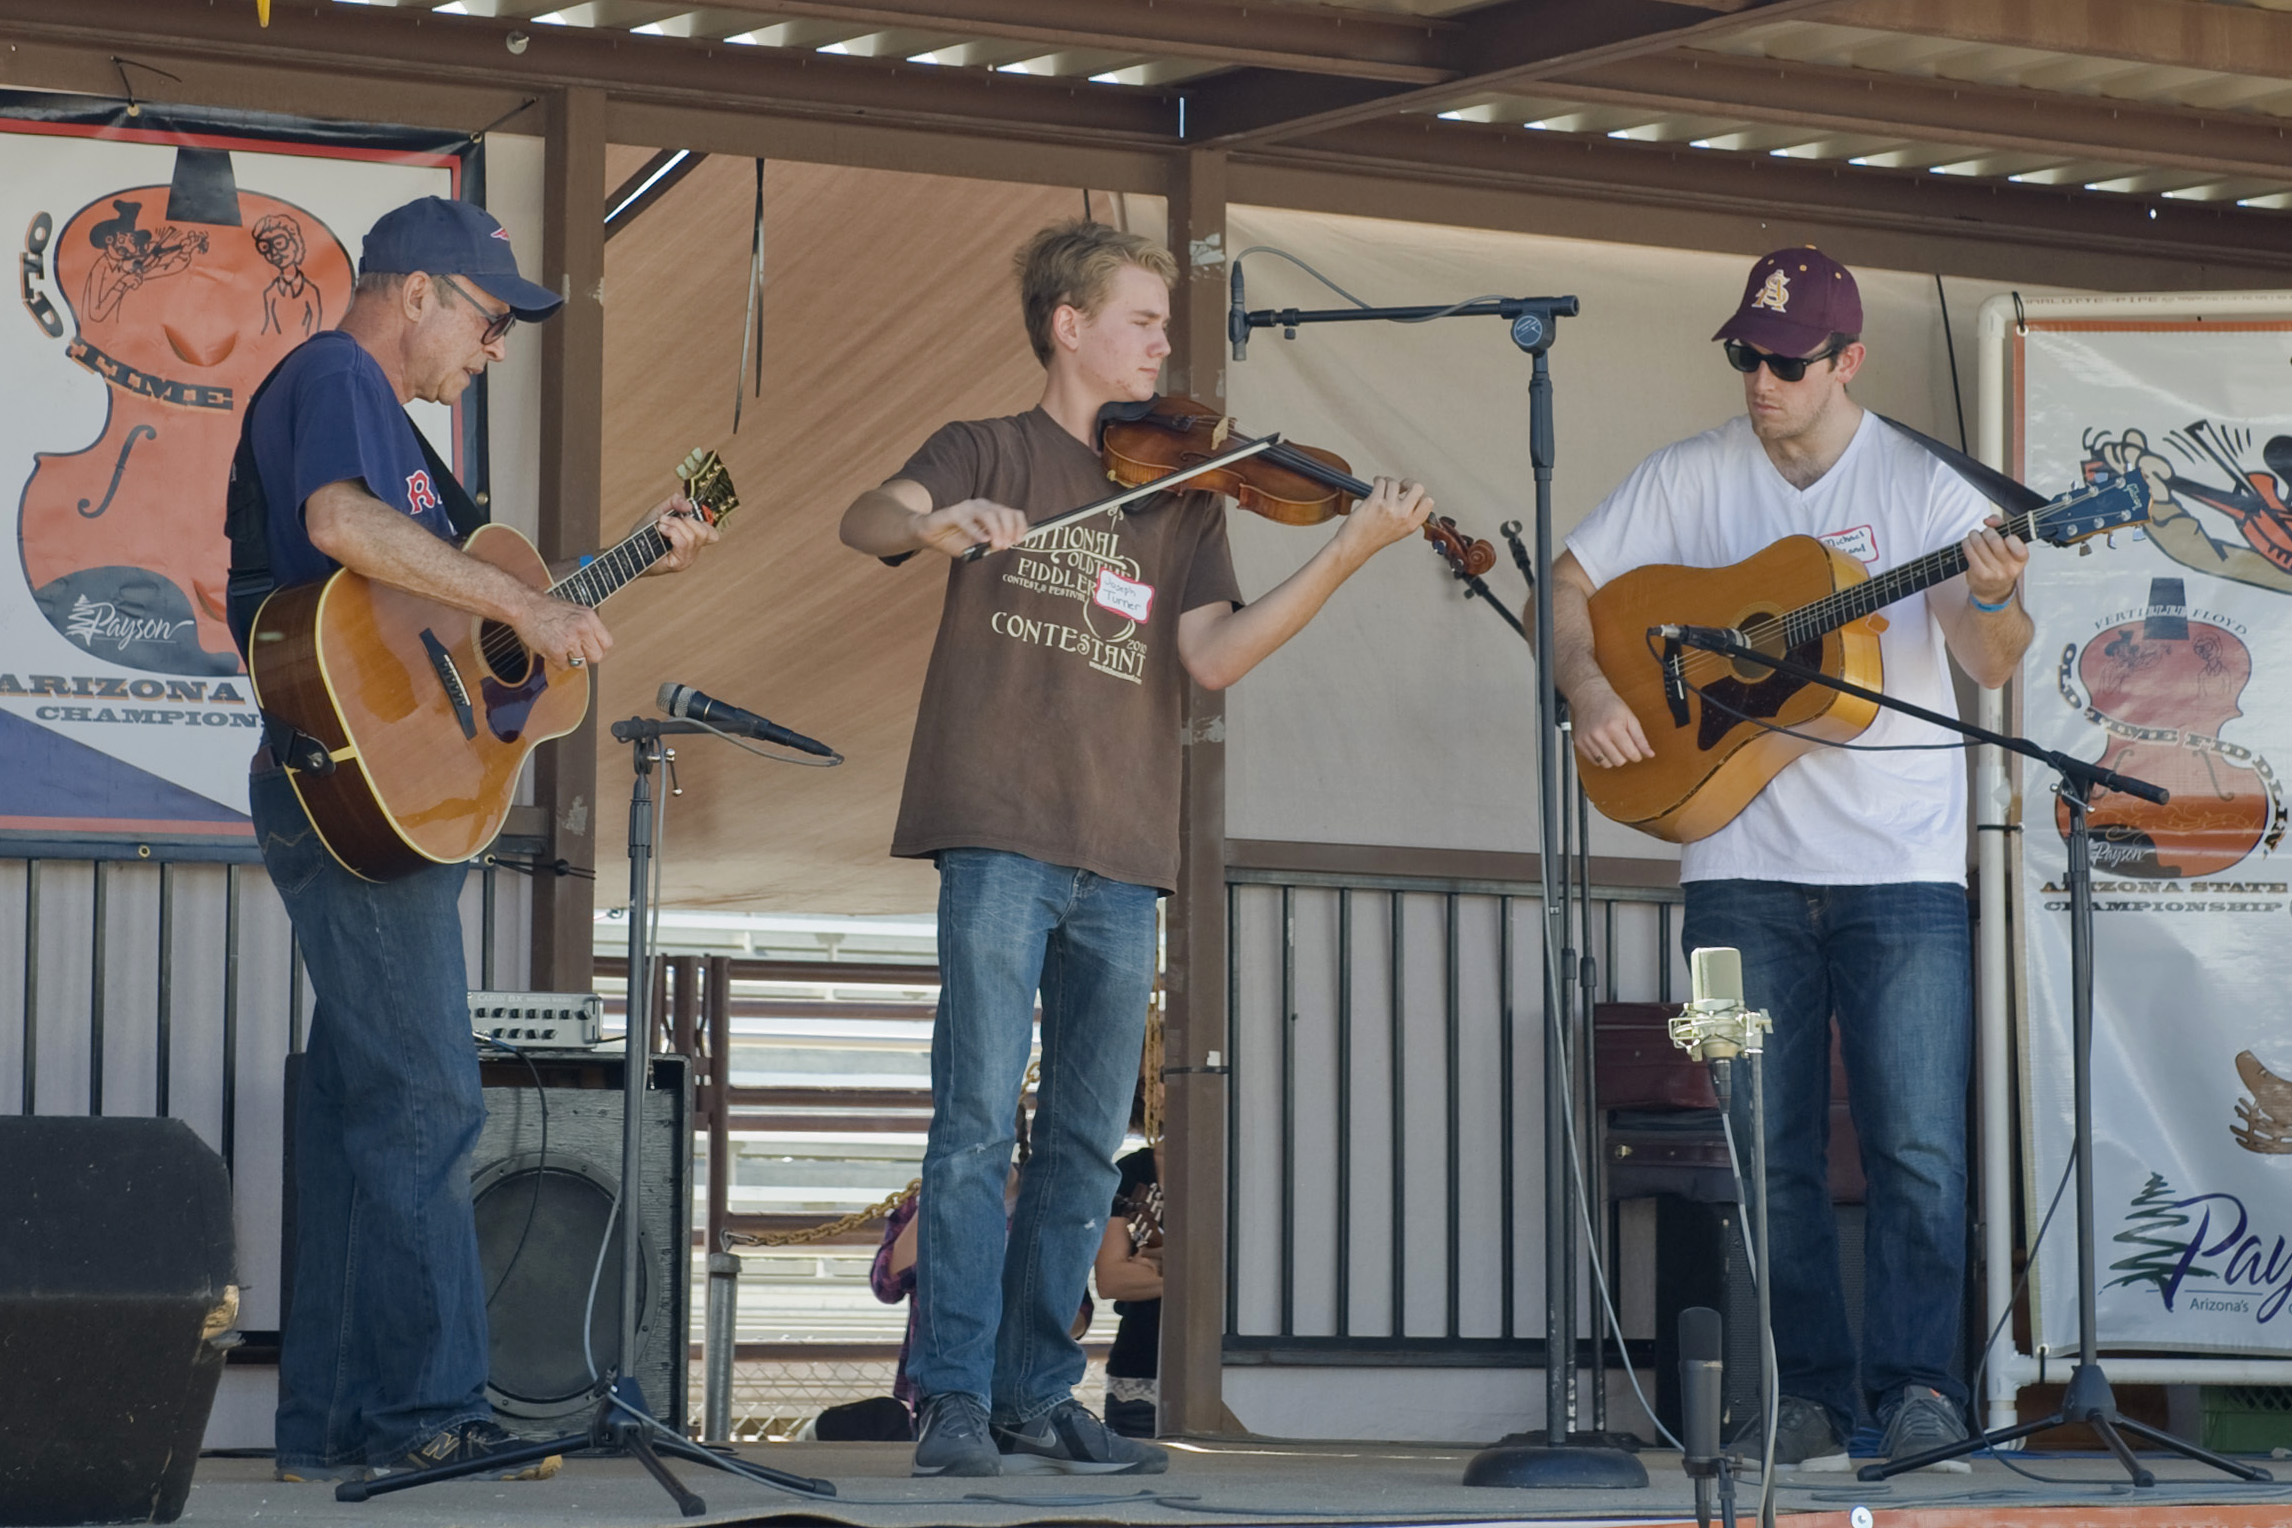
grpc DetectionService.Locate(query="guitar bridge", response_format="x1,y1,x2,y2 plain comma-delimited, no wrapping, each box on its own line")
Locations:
420,628,478,740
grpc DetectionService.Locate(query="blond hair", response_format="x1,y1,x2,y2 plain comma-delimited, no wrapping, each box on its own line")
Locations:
1014,219,1178,365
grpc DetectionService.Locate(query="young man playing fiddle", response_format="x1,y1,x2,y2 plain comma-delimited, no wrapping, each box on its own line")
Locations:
1550,248,2032,1471
840,220,1432,1476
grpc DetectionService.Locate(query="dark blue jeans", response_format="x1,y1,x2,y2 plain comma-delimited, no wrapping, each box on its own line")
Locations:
1682,879,1973,1433
253,769,492,1469
910,848,1159,1423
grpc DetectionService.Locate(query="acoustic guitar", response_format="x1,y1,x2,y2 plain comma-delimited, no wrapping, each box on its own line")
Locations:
248,450,737,881
1580,471,2151,844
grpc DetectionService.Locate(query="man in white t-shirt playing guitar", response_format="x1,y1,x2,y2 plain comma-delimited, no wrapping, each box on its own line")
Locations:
1551,248,2032,1471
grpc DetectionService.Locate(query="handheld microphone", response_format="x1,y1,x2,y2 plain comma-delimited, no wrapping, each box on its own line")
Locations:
1680,1305,1725,1481
657,682,836,758
1229,259,1249,361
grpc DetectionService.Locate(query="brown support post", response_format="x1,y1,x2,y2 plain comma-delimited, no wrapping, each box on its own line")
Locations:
706,955,732,1255
532,85,606,993
1159,147,1233,1438
670,954,699,1059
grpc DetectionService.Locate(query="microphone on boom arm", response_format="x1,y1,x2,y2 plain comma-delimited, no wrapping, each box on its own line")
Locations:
657,682,837,758
1229,258,1250,362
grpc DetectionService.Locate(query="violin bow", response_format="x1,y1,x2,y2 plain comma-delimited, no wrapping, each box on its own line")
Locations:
960,434,1280,563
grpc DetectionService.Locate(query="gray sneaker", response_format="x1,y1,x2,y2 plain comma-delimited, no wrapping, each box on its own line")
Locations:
1729,1394,1849,1471
993,1399,1169,1475
913,1393,1000,1478
1877,1384,1972,1473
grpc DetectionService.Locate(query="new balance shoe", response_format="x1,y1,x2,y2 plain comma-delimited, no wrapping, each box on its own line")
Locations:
1729,1394,1850,1471
1877,1384,1972,1473
912,1392,1000,1477
381,1419,560,1481
993,1399,1168,1475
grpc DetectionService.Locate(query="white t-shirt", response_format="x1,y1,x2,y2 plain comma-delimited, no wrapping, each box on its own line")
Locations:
1566,410,1993,885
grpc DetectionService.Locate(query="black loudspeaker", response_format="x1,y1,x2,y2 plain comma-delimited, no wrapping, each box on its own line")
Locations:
472,1053,692,1438
0,1116,236,1526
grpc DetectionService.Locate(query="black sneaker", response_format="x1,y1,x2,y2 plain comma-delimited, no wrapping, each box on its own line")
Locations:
912,1393,1000,1478
993,1399,1169,1475
1729,1394,1849,1471
1877,1384,1972,1473
381,1419,560,1481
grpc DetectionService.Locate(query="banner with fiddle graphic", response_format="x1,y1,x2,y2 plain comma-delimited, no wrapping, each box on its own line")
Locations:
1,96,466,847
2016,316,2292,1353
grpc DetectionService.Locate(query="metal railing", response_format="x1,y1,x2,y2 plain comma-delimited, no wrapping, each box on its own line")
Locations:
1224,868,1684,1361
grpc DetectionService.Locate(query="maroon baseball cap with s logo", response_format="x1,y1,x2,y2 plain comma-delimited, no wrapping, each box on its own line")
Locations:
1713,246,1861,358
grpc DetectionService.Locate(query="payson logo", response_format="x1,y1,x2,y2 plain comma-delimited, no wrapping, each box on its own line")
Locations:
2110,1172,2292,1324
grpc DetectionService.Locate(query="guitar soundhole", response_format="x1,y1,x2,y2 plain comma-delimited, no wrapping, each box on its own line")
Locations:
477,621,532,685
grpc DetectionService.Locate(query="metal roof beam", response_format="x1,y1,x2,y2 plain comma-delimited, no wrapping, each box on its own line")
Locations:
1178,0,1850,149
1834,0,2292,82
1545,47,2292,180
1258,116,2292,272
656,0,1456,84
0,0,1175,141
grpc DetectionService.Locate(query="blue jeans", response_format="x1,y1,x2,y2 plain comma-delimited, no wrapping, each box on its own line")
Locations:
253,769,492,1468
1682,879,1973,1433
910,848,1159,1422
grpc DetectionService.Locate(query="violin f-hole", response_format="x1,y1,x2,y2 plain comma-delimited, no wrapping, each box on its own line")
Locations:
77,423,157,518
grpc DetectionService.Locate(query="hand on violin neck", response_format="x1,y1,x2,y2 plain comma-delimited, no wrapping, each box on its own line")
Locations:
1333,476,1435,561
917,497,1031,560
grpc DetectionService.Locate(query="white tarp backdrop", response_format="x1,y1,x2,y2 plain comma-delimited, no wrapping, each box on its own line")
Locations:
2018,318,2292,1354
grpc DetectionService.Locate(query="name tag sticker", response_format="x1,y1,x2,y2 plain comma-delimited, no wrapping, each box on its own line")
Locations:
1820,523,1879,565
1093,568,1155,623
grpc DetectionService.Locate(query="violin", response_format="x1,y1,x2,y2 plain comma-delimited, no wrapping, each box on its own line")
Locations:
1098,395,1493,575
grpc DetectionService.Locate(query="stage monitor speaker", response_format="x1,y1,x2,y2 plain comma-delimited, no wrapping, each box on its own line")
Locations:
472,1052,692,1438
0,1116,237,1527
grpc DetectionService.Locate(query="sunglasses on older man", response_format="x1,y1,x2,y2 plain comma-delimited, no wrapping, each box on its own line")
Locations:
435,273,517,345
1724,338,1844,383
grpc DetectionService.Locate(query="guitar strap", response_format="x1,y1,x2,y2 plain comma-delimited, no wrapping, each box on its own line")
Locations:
1874,413,2049,518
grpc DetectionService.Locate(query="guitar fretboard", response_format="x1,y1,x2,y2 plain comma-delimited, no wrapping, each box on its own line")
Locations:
548,523,674,609
1778,480,2121,647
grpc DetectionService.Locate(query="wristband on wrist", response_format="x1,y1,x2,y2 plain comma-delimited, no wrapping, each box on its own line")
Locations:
1969,585,2017,614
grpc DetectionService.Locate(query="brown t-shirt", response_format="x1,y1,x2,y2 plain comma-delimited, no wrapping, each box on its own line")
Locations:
887,408,1242,891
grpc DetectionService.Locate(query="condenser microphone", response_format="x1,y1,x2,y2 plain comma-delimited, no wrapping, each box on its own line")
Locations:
1680,1305,1725,1479
1229,259,1249,361
1651,622,1746,653
657,682,836,758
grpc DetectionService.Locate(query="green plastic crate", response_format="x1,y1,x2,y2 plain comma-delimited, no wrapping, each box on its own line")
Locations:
2200,1385,2292,1454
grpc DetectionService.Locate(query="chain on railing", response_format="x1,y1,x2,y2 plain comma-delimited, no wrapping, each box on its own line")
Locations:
722,1178,919,1249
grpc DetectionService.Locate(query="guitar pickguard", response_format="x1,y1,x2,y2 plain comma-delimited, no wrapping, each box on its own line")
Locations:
1695,637,1828,752
479,665,550,744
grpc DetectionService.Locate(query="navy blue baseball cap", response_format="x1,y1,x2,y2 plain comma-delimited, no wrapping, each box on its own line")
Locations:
359,196,564,322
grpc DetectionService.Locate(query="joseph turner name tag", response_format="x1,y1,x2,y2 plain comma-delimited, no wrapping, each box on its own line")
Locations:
1093,568,1155,623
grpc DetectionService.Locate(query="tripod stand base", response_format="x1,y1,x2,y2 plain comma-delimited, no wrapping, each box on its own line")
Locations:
1463,1441,1649,1489
1857,1363,2273,1487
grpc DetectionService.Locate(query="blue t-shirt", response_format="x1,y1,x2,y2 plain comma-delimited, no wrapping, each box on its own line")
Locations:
246,330,457,599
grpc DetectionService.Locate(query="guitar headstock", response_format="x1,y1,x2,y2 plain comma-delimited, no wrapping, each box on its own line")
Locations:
2035,468,2151,547
676,449,741,528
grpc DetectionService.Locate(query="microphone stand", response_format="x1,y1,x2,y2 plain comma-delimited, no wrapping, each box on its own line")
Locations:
1663,630,2270,1490
345,717,838,1513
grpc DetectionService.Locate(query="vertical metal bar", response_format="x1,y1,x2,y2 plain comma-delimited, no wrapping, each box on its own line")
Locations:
1658,901,1674,1006
1335,887,1352,1338
1603,899,1617,1003
1224,883,1239,1339
1443,891,1460,1341
1388,888,1405,1339
1278,884,1295,1339
1499,895,1516,1342
706,956,732,1258
1578,784,1606,1430
222,863,241,1174
89,860,106,1117
156,862,173,1117
1558,742,1581,1433
288,936,306,1055
22,860,39,1114
480,862,498,991
704,1251,741,1441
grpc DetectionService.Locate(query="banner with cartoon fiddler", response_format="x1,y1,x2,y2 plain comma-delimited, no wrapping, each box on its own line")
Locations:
2017,316,2292,1354
2,98,466,847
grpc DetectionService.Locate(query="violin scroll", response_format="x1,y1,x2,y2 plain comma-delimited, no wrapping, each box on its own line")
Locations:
1424,515,1497,578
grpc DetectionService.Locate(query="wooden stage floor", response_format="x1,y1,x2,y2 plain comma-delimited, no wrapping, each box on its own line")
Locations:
180,1436,2292,1528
